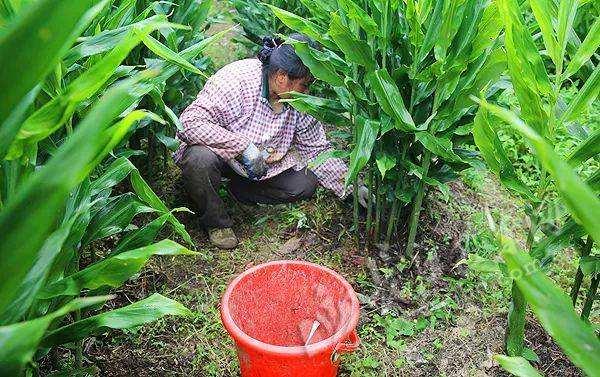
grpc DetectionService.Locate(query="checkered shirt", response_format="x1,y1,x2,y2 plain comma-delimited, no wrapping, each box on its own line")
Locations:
173,58,349,197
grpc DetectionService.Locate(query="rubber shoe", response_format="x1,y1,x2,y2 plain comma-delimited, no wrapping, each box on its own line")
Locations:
208,228,239,249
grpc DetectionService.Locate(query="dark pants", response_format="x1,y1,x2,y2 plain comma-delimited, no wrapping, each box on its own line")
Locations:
179,145,319,228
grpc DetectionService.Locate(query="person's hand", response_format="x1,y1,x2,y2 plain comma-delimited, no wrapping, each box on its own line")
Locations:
357,185,371,209
240,143,268,180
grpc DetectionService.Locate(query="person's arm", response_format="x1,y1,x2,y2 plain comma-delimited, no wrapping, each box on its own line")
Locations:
178,77,249,160
293,116,349,198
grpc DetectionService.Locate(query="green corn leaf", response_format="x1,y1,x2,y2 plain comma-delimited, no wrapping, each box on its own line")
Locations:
308,149,350,170
345,118,380,186
415,0,444,66
567,127,600,167
6,24,167,160
0,296,110,375
532,219,584,266
279,91,347,126
557,0,578,65
265,4,336,50
0,74,155,314
561,65,600,123
0,85,40,160
38,240,194,299
0,219,75,325
81,193,155,246
63,15,170,66
493,355,543,377
286,40,345,87
109,213,172,256
368,69,415,131
564,16,600,78
434,0,468,61
497,0,552,136
529,0,559,64
0,0,107,125
375,151,397,179
473,109,537,201
337,0,379,36
140,33,203,76
474,98,600,245
41,293,192,348
501,238,600,376
580,256,600,278
415,132,463,163
329,13,376,71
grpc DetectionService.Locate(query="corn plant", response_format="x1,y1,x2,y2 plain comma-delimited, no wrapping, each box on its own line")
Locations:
0,0,223,374
471,0,600,373
267,0,505,257
229,0,306,50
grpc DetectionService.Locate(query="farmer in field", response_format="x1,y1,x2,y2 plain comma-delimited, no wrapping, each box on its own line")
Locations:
174,34,364,249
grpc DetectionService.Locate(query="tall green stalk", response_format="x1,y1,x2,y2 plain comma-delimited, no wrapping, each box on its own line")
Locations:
404,150,431,258
570,236,593,305
581,275,598,320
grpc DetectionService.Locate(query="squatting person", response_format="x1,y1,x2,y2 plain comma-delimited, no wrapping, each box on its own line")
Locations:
174,34,366,249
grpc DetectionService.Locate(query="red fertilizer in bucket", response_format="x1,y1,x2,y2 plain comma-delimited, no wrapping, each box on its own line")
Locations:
220,260,361,376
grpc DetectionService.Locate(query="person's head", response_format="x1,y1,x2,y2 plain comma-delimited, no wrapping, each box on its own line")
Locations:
257,34,317,98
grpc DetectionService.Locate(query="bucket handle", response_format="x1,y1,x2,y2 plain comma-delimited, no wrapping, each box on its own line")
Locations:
331,330,360,364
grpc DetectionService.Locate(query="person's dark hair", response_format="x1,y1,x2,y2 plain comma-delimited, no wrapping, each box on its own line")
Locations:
257,34,317,80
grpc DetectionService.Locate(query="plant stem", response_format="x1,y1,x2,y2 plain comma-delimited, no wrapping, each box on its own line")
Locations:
366,164,374,244
581,274,599,320
405,150,431,258
374,172,382,243
506,282,526,356
353,176,359,233
570,237,593,305
385,180,402,246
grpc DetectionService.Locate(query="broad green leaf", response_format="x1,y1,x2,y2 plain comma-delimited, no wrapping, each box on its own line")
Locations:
346,118,380,186
280,93,347,126
0,296,110,375
0,0,106,124
140,33,202,75
6,25,166,160
564,16,600,78
265,4,336,50
368,69,415,131
557,0,578,66
473,109,536,201
415,0,444,66
0,85,39,160
567,127,600,166
415,132,463,162
580,256,600,278
308,149,350,169
285,40,345,87
337,0,379,36
501,238,600,376
493,355,543,377
529,0,558,64
475,98,600,245
0,219,75,325
561,65,600,123
376,151,396,179
38,240,194,299
497,0,552,135
434,0,468,61
0,74,154,314
329,13,376,71
82,193,155,245
64,15,169,65
532,219,584,266
41,293,191,347
109,213,172,256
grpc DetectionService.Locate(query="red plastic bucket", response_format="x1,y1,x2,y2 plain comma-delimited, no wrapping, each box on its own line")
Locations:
220,260,360,377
